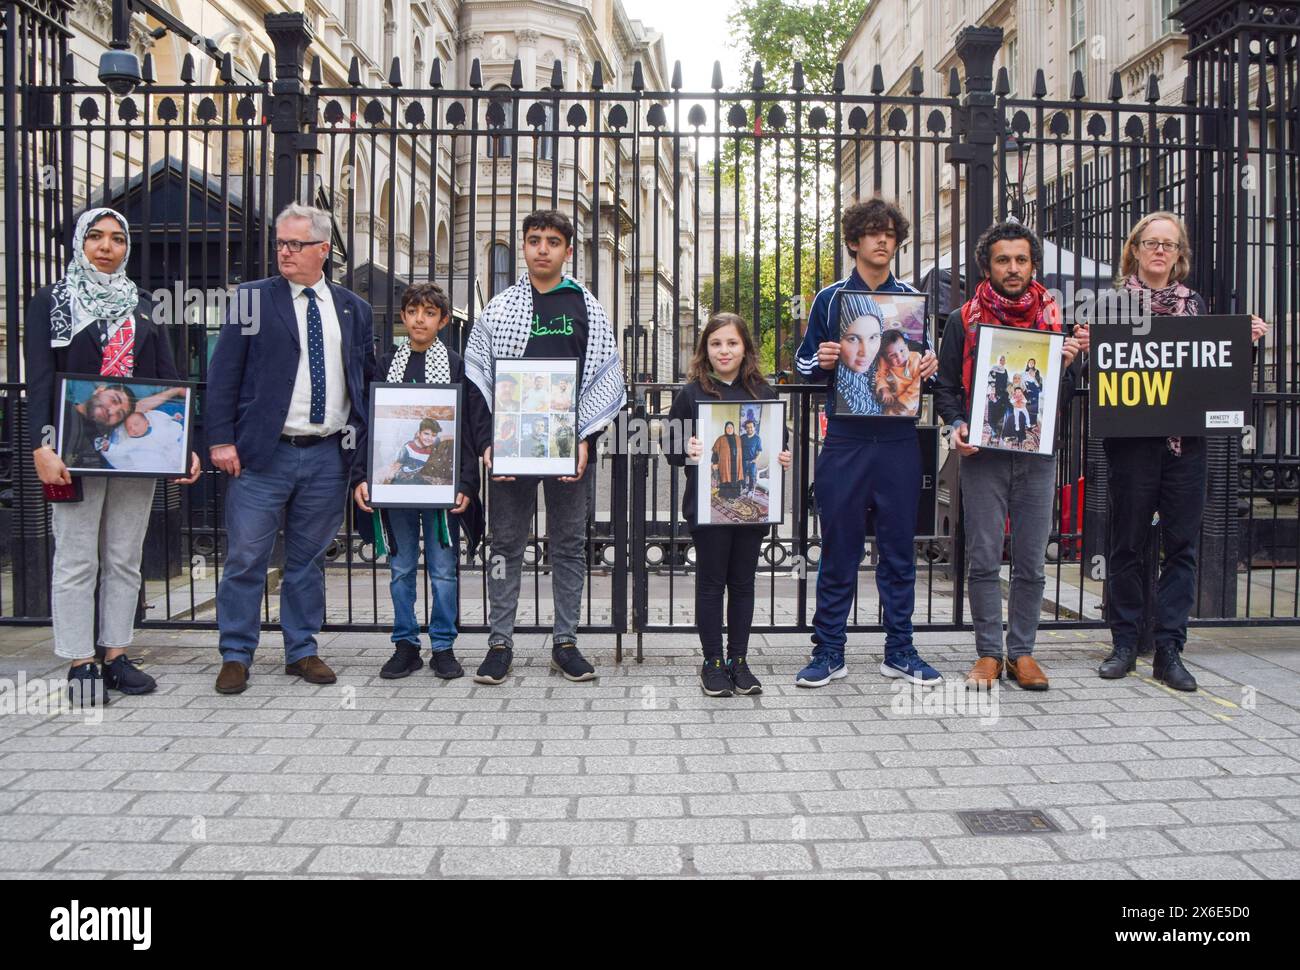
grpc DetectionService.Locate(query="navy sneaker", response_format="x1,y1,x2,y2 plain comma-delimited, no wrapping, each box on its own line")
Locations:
727,656,762,695
430,648,464,680
700,658,733,697
880,649,943,686
474,642,513,685
67,662,110,707
380,641,423,679
796,648,846,688
102,655,156,695
551,640,597,682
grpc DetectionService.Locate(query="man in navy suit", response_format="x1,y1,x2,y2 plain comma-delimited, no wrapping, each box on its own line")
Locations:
206,203,376,694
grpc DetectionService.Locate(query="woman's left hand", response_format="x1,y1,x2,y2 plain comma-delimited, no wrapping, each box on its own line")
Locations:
777,450,793,469
918,349,939,380
172,451,202,485
450,492,471,514
1251,315,1269,343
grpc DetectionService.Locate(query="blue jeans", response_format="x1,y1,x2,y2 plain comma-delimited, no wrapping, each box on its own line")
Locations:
217,439,347,666
387,508,459,651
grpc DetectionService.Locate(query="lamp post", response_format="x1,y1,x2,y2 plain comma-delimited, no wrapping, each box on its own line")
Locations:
1002,133,1027,221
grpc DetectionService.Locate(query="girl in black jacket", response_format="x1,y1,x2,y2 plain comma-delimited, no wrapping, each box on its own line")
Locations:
24,207,200,706
666,313,791,697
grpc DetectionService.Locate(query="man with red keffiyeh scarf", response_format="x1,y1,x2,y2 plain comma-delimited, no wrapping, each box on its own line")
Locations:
934,221,1082,693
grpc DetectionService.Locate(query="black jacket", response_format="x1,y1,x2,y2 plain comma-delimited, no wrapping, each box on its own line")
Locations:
933,306,1079,433
665,376,791,528
23,285,181,452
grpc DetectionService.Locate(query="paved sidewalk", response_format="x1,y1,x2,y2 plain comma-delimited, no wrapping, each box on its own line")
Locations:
1,626,1298,879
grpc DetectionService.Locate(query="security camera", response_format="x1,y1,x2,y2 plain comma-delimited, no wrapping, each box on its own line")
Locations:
98,49,142,96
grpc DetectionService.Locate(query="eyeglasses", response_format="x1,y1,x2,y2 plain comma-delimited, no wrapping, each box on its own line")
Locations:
274,238,325,253
1138,239,1181,253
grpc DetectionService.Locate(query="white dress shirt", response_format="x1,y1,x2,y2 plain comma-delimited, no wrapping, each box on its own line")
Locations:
282,275,350,436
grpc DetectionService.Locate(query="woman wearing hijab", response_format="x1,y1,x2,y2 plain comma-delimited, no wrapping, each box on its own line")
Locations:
24,207,201,706
1082,211,1268,691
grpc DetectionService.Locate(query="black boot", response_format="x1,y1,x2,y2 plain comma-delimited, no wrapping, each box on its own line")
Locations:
1153,643,1197,692
1098,644,1137,679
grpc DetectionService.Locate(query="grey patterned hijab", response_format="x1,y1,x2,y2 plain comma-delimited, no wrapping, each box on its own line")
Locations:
48,208,138,348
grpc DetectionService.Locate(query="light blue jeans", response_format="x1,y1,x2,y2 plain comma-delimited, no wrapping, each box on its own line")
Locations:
387,508,459,651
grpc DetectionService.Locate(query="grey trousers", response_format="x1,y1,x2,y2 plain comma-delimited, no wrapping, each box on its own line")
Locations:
487,471,592,647
959,448,1056,659
50,475,157,660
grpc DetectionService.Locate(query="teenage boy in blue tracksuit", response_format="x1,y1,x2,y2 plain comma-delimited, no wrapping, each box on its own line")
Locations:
793,198,943,687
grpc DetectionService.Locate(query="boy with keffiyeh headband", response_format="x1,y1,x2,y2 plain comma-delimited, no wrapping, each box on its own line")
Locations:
353,282,490,681
934,221,1082,692
463,210,626,685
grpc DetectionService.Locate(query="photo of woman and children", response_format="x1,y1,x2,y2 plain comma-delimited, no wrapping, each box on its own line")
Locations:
697,399,785,526
833,290,929,418
58,377,190,475
968,325,1063,455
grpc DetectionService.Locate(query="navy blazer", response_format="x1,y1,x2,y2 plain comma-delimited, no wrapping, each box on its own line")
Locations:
23,285,180,451
204,275,376,474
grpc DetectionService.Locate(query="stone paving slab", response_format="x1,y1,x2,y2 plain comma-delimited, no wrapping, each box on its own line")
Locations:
1,625,1299,878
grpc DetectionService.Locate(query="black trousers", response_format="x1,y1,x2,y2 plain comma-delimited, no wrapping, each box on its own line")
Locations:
1104,436,1208,652
692,525,766,660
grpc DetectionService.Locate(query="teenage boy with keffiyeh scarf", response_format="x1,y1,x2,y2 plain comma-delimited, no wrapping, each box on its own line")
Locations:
934,221,1082,692
793,198,943,689
463,210,626,685
354,283,489,681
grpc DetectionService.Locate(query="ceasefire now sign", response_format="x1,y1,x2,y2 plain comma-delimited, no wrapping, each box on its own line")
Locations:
1089,314,1253,438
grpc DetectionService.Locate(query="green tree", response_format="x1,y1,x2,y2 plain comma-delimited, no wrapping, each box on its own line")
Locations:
727,0,861,93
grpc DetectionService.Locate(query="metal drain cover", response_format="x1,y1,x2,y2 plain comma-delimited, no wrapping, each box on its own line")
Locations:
957,809,1060,835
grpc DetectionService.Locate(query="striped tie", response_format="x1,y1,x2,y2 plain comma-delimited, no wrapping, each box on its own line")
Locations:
304,287,326,424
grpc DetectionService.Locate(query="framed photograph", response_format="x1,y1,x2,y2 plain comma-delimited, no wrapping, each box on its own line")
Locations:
366,382,461,508
966,324,1065,455
833,289,930,419
695,398,786,527
491,357,580,477
56,374,193,477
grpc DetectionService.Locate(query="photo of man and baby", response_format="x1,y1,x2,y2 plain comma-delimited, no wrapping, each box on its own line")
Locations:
833,291,929,419
58,377,190,475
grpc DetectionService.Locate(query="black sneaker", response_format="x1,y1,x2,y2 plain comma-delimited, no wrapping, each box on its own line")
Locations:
727,656,762,695
430,648,464,680
380,641,424,679
550,640,597,682
67,663,110,708
474,644,513,685
102,655,157,695
700,658,733,697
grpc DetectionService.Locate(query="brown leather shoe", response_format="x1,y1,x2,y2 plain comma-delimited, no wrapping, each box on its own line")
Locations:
215,661,249,694
964,656,1003,690
285,655,337,684
1006,654,1049,691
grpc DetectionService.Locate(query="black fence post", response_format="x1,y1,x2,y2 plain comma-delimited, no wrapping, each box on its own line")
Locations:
952,26,1003,294
264,12,313,221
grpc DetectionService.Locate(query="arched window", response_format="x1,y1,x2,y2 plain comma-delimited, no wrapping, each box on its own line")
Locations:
491,243,512,296
486,86,514,158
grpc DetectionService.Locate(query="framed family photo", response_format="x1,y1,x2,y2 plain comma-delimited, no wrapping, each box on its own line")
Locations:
491,357,580,477
56,374,193,477
833,289,930,419
966,324,1065,455
695,398,786,527
366,383,461,508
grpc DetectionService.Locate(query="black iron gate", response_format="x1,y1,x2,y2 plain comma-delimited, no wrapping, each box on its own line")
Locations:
2,1,1298,647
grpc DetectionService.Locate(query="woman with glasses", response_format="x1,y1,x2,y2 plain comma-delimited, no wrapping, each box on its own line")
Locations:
24,207,201,706
1082,211,1268,690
